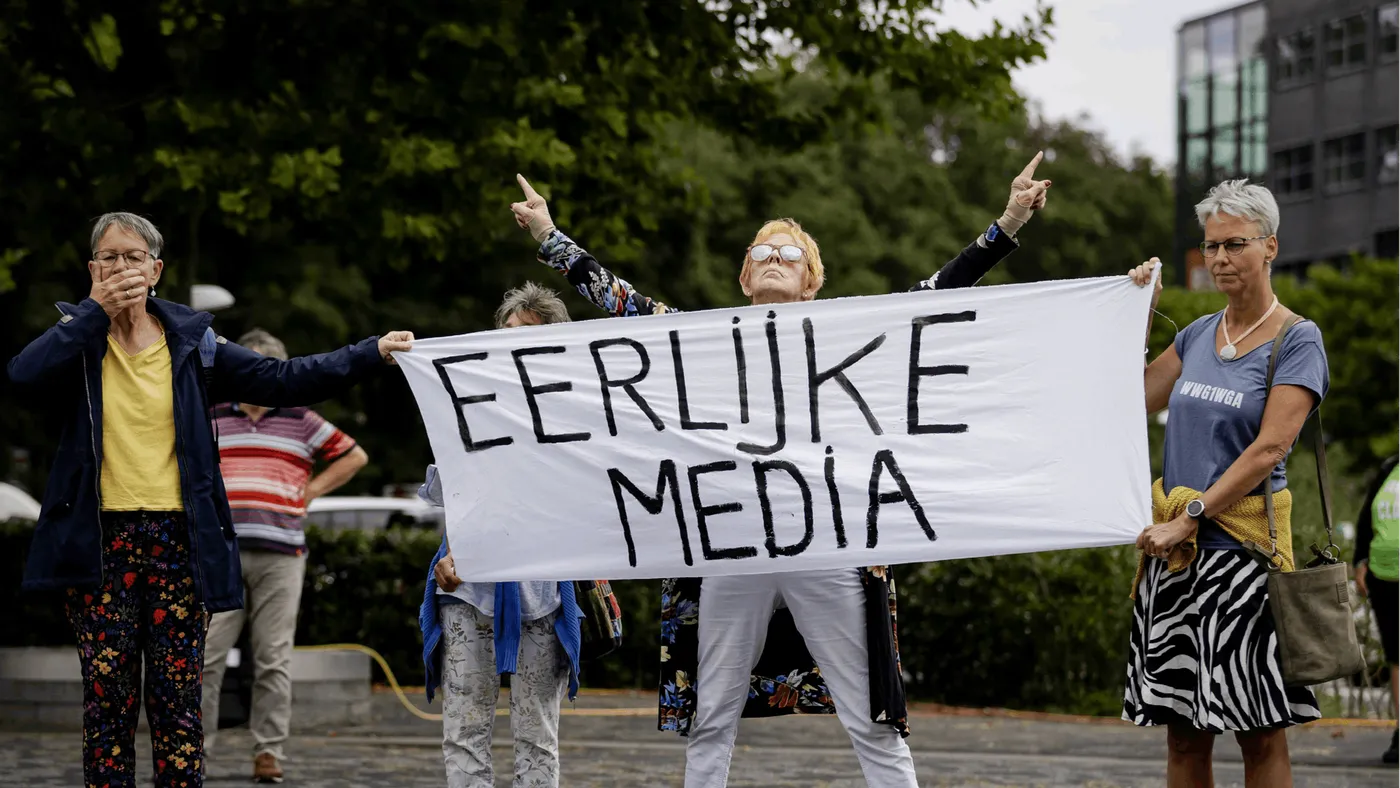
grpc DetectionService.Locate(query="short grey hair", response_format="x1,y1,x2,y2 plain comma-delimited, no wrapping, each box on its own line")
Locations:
1194,179,1279,237
236,328,289,361
494,282,571,328
91,212,164,258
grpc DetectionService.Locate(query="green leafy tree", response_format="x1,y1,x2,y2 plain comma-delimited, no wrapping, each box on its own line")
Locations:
0,0,1050,490
612,77,1175,321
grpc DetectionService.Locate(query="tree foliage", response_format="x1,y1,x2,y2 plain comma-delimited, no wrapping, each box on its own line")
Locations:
0,0,1050,489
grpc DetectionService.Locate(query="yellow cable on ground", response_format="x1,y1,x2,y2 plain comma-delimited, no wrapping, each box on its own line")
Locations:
297,644,1396,728
297,644,443,722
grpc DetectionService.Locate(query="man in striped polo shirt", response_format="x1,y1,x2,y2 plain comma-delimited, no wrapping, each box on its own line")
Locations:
201,328,369,784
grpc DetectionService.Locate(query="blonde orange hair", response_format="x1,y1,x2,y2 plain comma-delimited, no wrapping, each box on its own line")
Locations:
740,218,825,299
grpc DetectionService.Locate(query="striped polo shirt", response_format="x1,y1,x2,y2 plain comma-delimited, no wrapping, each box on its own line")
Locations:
213,403,357,555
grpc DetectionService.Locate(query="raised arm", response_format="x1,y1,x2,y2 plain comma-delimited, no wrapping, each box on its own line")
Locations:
512,174,678,317
211,331,413,407
909,152,1051,292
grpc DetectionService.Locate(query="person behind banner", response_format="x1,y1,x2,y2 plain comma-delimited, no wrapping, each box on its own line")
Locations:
5,212,413,788
200,328,371,784
418,282,583,788
508,160,1050,788
1126,180,1329,788
1354,454,1399,765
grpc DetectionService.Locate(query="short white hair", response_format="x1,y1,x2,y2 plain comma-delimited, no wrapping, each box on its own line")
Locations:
1194,179,1279,237
91,212,164,258
494,282,571,328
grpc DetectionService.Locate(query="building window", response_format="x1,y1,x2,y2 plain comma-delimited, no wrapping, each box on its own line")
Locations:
1381,4,1399,60
1208,12,1238,75
1211,74,1238,129
1324,15,1367,71
1184,78,1210,135
1181,20,1208,81
1239,5,1267,60
1243,121,1268,178
1186,136,1210,181
1241,56,1268,121
1379,126,1399,184
1323,134,1367,190
1212,128,1239,178
1275,29,1316,82
1273,146,1314,194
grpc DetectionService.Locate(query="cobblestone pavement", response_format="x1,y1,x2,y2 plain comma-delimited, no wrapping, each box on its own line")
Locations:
3,690,1395,787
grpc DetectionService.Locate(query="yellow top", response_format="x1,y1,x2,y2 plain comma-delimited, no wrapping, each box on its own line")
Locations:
1131,478,1294,598
100,333,183,511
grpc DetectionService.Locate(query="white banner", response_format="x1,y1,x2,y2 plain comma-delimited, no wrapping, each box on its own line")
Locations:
397,276,1154,582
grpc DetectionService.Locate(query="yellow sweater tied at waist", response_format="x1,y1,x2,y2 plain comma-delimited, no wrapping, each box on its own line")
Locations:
1130,478,1295,599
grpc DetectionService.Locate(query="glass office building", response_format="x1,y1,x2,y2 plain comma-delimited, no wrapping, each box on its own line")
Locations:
1176,3,1269,290
1176,0,1399,288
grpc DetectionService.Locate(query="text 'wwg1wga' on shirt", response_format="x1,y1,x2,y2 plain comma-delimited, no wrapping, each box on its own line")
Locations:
1161,313,1329,549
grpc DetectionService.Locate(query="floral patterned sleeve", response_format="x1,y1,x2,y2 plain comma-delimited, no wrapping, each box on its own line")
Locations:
537,229,680,317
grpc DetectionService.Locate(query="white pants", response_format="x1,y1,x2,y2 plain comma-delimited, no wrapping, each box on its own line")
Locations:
440,604,570,788
202,550,307,761
685,568,918,788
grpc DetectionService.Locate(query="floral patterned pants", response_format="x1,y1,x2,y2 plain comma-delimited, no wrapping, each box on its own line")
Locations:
66,511,207,788
440,603,569,788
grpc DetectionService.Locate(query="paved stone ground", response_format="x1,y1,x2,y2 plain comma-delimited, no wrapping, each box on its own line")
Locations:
4,689,1395,787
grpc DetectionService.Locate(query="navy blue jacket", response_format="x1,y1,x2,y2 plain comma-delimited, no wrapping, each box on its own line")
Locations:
7,296,383,613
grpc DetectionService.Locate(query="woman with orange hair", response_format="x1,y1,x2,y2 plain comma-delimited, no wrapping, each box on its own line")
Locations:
509,160,1050,787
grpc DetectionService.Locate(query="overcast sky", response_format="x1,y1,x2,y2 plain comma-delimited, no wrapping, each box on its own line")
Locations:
938,0,1244,167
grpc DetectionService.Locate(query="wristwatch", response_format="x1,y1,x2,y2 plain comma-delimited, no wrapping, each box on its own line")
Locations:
1185,499,1206,522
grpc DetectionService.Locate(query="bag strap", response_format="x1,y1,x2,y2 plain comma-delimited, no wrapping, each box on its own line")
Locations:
1308,404,1337,553
1260,315,1335,559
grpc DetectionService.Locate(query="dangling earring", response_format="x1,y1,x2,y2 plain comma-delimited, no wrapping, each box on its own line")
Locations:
149,286,157,298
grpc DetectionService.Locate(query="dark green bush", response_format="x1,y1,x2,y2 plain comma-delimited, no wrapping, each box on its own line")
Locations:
297,526,442,687
0,505,1376,718
0,518,1148,714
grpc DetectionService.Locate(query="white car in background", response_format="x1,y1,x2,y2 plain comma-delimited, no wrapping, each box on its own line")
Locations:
0,482,41,522
0,485,444,531
304,495,443,532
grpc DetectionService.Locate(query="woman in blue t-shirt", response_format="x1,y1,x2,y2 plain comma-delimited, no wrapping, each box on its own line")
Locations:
1123,180,1329,788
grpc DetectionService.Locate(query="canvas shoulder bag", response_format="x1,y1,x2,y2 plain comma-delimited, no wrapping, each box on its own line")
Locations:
1247,315,1366,686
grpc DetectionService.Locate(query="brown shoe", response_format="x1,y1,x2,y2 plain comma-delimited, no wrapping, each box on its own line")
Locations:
253,752,284,784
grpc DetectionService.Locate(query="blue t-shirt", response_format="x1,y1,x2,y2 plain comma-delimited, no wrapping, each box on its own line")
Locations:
1162,313,1329,548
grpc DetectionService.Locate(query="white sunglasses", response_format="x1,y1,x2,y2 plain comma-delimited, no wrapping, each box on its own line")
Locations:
748,243,805,263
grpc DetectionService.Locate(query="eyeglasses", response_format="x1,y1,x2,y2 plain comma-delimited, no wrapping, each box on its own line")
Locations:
748,244,805,264
1198,236,1269,258
95,250,152,264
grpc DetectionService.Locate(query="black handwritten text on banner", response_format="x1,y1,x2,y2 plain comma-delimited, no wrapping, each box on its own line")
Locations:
396,277,1154,582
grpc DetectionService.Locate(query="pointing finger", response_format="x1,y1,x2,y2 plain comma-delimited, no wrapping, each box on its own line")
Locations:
1018,151,1045,180
516,173,541,202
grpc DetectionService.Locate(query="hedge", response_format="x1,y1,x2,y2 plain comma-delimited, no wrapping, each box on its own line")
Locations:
0,519,1179,716
0,446,1377,720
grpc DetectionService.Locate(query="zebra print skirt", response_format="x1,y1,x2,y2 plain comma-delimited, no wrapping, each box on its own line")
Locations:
1123,547,1321,732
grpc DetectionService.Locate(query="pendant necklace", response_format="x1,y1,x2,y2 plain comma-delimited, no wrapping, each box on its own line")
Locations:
1220,297,1279,360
